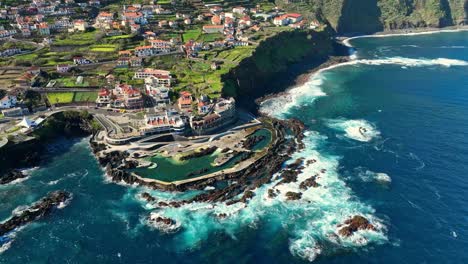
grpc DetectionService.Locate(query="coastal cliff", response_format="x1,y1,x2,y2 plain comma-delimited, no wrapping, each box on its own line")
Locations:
0,111,100,179
222,29,345,111
277,0,467,34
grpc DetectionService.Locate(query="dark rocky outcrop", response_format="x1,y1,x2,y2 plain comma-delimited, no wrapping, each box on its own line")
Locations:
0,170,27,185
141,192,156,203
179,146,218,161
299,175,320,190
0,191,72,236
338,215,376,237
242,134,266,150
94,118,306,209
285,192,302,201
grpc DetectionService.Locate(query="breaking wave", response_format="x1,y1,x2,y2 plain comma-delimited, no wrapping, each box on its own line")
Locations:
342,28,468,47
260,56,467,116
326,119,381,142
139,132,387,261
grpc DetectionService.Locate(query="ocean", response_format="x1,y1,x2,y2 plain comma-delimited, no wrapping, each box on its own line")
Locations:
1,30,468,263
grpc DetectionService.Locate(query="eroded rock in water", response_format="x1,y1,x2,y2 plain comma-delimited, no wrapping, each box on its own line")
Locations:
141,192,156,203
147,213,180,233
299,175,320,190
338,215,376,237
0,170,27,185
0,191,72,236
285,191,302,200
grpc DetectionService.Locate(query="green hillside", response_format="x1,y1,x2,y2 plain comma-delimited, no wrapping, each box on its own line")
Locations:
275,0,467,34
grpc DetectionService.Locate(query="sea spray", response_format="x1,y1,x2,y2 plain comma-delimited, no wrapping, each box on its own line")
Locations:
140,132,387,260
325,119,381,142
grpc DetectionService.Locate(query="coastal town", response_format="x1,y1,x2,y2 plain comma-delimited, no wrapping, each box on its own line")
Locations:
0,0,322,145
0,0,330,193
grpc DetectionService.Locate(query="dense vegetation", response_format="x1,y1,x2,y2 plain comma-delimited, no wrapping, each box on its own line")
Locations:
277,0,467,34
222,29,337,109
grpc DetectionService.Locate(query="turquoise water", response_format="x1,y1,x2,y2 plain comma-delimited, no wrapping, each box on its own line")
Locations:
1,30,468,263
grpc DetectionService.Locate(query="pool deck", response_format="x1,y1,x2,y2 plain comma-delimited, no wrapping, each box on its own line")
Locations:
130,123,278,187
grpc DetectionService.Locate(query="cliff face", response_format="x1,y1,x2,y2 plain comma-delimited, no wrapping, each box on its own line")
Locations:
278,0,467,34
222,30,339,111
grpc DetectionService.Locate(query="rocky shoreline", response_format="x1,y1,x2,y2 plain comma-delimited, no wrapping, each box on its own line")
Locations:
92,117,305,196
255,55,350,107
0,191,72,237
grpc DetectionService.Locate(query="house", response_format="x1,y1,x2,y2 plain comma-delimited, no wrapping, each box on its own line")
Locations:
56,64,70,73
287,13,303,23
273,15,288,26
310,20,320,29
38,22,50,35
239,15,252,27
129,56,143,67
145,78,171,106
178,91,192,111
140,112,186,135
113,84,144,109
130,22,141,33
27,66,41,75
96,88,111,106
134,68,171,86
232,6,246,14
2,107,23,117
119,50,132,57
190,97,236,134
149,39,173,53
116,57,130,67
73,56,91,65
0,95,17,109
134,46,156,57
158,20,168,27
184,18,192,25
211,15,221,25
122,12,146,25
210,6,223,14
73,20,88,31
203,25,224,34
21,28,31,37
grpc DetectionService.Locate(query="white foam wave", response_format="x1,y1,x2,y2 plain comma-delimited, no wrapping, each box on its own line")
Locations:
326,119,381,142
140,132,387,259
259,74,327,118
260,56,467,117
354,168,391,184
343,27,468,47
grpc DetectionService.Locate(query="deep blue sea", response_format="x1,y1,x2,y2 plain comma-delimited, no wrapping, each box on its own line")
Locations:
1,30,468,263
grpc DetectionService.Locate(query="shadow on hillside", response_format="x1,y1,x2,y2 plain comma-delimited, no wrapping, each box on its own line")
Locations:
336,0,383,34
440,0,454,26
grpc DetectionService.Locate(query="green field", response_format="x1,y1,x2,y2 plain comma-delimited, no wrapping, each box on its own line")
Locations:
56,77,90,87
90,44,118,52
198,33,224,42
53,31,97,46
183,28,202,42
47,92,74,104
46,92,98,104
74,92,98,102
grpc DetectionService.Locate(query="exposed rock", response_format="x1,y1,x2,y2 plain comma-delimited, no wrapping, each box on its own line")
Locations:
299,175,320,190
338,215,376,237
0,191,72,236
243,134,266,150
268,188,278,198
141,192,156,203
147,213,180,233
0,170,27,185
285,192,302,200
180,146,217,161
